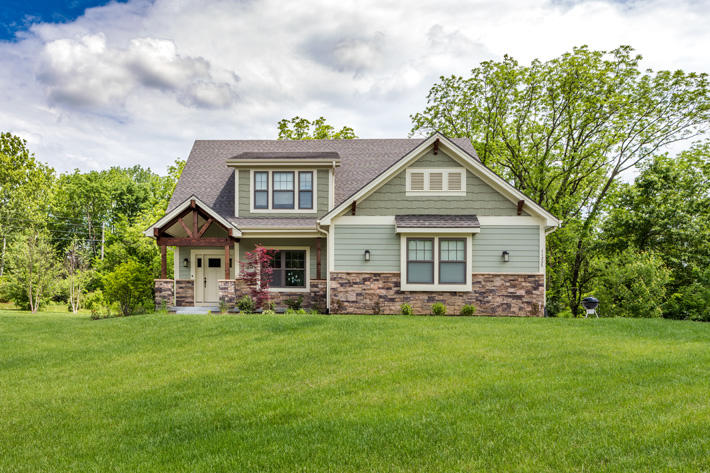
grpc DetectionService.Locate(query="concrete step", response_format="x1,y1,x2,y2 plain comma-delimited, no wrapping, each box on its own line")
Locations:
170,306,220,314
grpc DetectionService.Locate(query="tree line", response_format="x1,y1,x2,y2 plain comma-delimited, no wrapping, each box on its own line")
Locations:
1,44,708,319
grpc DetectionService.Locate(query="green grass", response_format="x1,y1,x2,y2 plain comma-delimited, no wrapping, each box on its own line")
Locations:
0,310,708,472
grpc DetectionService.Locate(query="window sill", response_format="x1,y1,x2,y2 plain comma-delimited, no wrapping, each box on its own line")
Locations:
268,287,310,293
400,283,471,292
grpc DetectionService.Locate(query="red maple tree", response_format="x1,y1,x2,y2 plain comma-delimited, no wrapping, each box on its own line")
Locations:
239,245,275,310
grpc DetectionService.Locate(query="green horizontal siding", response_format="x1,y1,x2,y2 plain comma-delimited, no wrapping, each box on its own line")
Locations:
472,226,540,273
334,225,400,272
333,224,541,274
356,150,523,216
239,238,327,279
238,169,329,217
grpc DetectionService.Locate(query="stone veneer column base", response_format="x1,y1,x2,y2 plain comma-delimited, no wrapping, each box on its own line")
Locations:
154,279,174,309
175,280,195,306
218,280,237,308
329,272,544,317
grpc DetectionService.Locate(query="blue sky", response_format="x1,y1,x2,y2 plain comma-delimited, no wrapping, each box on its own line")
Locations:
0,0,128,40
0,0,708,173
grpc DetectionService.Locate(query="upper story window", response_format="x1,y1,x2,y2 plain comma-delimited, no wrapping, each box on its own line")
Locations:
299,172,313,209
254,172,269,209
250,170,317,213
406,168,466,196
273,171,294,209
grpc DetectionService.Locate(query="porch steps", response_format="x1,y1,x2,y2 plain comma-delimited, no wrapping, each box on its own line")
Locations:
170,306,220,314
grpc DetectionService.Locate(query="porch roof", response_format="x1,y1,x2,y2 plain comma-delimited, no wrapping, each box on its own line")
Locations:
395,214,481,233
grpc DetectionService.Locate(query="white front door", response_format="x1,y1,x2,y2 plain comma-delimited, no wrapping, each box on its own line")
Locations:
194,254,223,303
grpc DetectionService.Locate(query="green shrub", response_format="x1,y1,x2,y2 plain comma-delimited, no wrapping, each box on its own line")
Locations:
218,300,230,314
103,260,153,316
591,248,670,318
285,296,303,310
431,302,446,316
83,290,105,312
285,308,296,315
296,308,307,315
460,304,476,316
309,308,319,315
237,295,255,314
665,283,710,321
400,303,413,315
262,309,276,315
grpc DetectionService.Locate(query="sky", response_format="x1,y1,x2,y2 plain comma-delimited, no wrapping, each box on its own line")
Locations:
0,0,709,174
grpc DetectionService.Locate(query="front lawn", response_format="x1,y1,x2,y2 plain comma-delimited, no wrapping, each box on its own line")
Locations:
0,311,708,472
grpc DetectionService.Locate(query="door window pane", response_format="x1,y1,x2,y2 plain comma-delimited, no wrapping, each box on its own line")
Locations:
208,258,221,268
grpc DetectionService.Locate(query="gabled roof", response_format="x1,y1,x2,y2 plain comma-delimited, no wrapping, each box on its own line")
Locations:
318,132,560,227
144,195,242,238
168,138,478,215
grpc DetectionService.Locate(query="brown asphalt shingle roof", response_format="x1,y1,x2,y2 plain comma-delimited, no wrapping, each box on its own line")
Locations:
168,138,479,219
395,214,480,228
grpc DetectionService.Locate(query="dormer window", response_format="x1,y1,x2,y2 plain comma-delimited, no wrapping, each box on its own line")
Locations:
273,171,295,208
299,171,313,209
406,168,466,196
249,170,317,213
254,171,269,209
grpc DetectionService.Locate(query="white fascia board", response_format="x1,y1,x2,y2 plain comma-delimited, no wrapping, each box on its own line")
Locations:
318,132,560,227
396,227,481,234
143,195,242,238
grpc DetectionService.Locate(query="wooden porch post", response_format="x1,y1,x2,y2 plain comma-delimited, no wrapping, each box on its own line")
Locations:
160,245,167,279
224,243,230,279
316,238,322,279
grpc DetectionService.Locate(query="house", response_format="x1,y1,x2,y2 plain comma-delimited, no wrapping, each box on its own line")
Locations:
145,132,560,316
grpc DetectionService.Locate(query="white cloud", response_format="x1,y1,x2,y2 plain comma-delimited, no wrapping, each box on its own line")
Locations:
0,0,708,173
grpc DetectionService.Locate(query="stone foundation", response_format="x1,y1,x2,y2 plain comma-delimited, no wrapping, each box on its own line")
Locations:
218,280,237,307
226,279,327,312
154,279,174,309
330,272,544,317
175,280,194,307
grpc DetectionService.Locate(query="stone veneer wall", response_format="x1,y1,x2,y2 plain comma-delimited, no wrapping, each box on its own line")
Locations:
330,272,544,317
218,280,237,306
221,279,328,311
154,279,174,309
175,280,194,307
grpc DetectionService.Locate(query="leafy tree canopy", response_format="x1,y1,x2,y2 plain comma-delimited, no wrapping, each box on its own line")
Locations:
278,116,357,140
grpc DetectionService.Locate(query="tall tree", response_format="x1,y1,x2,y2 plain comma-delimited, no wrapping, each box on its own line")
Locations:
599,143,710,292
4,231,60,312
278,116,357,140
411,46,710,315
0,133,54,276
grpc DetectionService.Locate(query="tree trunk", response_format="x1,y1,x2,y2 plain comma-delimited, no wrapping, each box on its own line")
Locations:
0,235,5,277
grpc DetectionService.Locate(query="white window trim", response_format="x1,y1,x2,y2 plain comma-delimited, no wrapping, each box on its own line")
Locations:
405,168,466,196
249,169,318,214
266,246,310,293
400,234,472,292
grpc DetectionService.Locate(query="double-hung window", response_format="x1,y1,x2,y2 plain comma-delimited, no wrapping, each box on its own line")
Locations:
439,239,466,284
272,172,295,209
407,239,434,284
299,172,313,209
403,236,470,290
254,172,269,209
269,250,307,288
252,170,316,211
